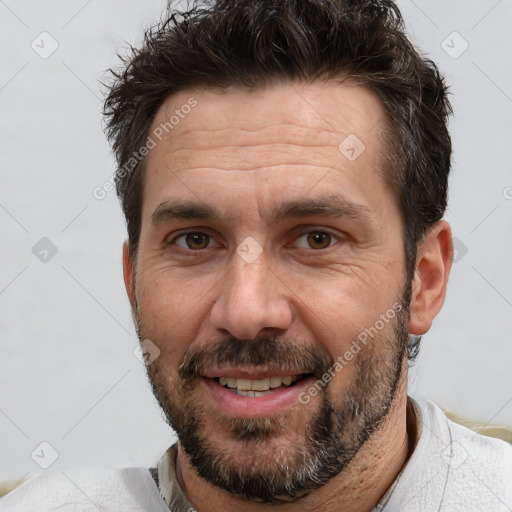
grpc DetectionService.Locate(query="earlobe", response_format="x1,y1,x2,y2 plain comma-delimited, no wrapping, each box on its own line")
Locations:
408,220,453,336
122,240,136,309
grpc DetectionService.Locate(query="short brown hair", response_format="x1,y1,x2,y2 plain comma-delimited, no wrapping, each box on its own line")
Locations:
103,0,453,357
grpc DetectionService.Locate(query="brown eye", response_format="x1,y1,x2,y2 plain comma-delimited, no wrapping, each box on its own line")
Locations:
187,232,210,249
306,232,332,249
175,232,211,250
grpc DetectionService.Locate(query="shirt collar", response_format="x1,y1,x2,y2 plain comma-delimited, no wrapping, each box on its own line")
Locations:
157,444,195,512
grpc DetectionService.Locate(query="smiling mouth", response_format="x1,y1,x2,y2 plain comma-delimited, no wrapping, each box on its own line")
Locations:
212,374,311,397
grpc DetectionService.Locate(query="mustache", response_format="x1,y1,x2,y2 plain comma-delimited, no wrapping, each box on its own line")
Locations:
178,335,334,383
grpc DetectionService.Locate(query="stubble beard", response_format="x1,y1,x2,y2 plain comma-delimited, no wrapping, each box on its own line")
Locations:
137,293,410,504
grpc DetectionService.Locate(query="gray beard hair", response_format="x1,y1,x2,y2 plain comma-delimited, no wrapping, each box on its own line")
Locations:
139,297,410,504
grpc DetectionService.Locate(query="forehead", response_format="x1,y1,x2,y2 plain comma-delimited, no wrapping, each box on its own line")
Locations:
142,80,389,220
148,79,384,155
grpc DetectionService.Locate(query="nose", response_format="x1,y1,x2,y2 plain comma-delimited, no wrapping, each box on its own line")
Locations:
210,252,293,340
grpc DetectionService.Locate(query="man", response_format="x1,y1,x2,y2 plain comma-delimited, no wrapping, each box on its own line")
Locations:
2,0,511,510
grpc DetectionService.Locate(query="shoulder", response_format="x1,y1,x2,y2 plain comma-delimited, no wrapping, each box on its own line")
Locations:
418,399,512,508
0,466,168,512
420,399,512,467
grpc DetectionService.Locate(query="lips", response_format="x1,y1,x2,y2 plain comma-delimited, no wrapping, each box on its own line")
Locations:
200,369,315,417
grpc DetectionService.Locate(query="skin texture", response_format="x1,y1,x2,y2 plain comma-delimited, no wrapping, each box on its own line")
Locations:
123,80,453,512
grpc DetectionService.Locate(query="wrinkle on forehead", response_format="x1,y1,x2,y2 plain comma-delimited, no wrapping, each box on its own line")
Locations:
147,80,385,158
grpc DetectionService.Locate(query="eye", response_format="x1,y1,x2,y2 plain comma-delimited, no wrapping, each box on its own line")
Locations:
174,232,213,250
295,231,337,250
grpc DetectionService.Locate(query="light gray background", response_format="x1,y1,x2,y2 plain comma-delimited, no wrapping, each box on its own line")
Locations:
1,0,511,482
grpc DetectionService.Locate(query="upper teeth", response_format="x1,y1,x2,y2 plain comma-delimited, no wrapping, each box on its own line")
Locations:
218,376,298,391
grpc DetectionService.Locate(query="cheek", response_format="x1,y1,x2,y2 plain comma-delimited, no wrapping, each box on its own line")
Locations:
135,267,216,359
287,269,397,334
286,269,404,368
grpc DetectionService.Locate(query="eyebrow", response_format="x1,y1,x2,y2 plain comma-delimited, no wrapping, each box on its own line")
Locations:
269,195,371,224
151,195,372,225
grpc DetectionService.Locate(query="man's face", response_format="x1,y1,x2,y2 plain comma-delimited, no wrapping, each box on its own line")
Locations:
127,81,412,502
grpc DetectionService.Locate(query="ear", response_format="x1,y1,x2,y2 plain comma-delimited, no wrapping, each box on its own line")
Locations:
408,220,453,335
122,240,136,310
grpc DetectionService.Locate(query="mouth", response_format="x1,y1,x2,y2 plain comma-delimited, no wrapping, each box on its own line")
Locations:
201,369,316,417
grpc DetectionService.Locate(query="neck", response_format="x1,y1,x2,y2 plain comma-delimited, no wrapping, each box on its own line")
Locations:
176,368,414,512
